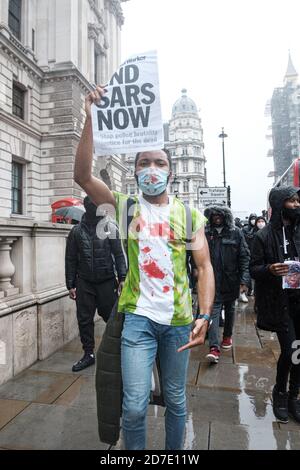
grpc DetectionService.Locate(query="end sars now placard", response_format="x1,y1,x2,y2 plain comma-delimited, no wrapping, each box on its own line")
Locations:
91,50,164,155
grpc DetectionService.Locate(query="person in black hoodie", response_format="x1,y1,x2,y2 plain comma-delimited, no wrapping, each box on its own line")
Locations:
204,206,250,363
65,196,127,372
250,186,300,424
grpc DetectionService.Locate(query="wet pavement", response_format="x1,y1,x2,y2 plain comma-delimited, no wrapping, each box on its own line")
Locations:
0,299,300,450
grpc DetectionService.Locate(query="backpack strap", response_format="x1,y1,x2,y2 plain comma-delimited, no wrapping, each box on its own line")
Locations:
184,203,192,244
184,203,193,288
121,197,137,265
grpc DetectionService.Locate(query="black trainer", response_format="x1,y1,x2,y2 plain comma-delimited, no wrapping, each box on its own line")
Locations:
72,353,95,372
288,398,300,423
272,386,288,423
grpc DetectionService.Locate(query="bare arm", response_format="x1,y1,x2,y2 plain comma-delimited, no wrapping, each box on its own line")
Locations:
74,86,116,207
178,227,215,352
193,227,215,316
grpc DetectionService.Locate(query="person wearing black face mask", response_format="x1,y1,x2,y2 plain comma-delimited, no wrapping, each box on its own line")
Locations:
250,186,300,425
65,196,127,372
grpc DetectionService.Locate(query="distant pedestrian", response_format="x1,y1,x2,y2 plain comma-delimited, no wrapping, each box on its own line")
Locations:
204,206,250,363
250,186,300,424
242,213,257,297
65,196,127,372
254,216,267,233
234,217,243,229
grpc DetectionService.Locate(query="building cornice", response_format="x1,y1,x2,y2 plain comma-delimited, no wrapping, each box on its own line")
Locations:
0,110,42,140
0,24,43,84
42,66,93,93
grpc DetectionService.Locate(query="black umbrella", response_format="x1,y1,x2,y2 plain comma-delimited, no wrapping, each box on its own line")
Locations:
55,205,85,222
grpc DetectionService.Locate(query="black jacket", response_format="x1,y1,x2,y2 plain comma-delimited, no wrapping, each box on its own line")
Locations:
242,213,257,252
250,186,300,332
205,206,250,302
65,214,127,289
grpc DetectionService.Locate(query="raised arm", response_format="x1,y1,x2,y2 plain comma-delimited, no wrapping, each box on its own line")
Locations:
74,86,116,207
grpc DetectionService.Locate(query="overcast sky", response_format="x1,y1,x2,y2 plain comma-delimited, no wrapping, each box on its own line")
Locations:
121,0,300,216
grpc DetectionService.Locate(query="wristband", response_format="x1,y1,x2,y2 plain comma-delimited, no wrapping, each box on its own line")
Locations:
197,314,210,322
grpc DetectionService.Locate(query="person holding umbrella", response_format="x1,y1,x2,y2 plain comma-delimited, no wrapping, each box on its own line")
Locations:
65,196,127,372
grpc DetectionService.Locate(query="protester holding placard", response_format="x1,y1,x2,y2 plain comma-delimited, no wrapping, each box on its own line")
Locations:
73,57,215,448
250,186,300,425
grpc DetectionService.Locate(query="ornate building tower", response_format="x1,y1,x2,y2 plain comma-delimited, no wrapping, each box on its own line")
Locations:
164,89,207,207
270,53,300,179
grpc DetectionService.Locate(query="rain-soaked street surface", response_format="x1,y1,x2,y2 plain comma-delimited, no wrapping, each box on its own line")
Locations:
0,298,300,450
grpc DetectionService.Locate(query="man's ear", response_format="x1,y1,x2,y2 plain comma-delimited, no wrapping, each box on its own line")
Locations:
167,172,173,184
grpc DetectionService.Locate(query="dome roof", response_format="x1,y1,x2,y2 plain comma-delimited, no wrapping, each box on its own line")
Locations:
172,89,198,116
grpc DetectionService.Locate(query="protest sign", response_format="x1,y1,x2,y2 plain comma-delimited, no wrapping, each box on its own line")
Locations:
91,50,164,155
282,260,300,289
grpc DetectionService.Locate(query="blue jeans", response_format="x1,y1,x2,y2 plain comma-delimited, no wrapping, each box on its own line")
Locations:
121,313,191,450
208,300,235,349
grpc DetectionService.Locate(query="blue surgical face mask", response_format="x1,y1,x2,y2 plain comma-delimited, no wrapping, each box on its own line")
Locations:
136,167,169,196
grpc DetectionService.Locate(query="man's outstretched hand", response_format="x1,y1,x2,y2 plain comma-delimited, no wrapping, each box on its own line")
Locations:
177,318,208,352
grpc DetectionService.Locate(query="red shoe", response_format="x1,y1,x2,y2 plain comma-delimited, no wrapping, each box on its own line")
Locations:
221,336,232,350
206,347,220,363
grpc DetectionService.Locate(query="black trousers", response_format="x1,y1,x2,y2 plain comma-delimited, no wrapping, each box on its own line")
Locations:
276,299,300,397
76,277,118,353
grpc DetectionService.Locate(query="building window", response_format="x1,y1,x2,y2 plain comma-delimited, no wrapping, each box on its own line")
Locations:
194,162,201,173
182,147,188,156
183,181,189,193
12,82,25,119
32,28,35,51
182,161,188,173
127,165,134,176
8,0,22,40
11,161,23,214
172,163,177,174
127,184,135,195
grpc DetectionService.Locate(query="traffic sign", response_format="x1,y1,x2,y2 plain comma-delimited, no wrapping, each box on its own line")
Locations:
198,187,228,207
198,187,228,198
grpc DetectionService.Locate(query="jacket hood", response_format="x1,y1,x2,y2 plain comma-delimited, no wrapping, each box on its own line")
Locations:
248,213,257,227
82,196,102,225
255,216,267,227
204,205,234,230
269,186,300,227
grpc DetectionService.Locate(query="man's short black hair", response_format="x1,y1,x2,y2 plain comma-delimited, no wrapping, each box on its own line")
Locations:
134,149,172,170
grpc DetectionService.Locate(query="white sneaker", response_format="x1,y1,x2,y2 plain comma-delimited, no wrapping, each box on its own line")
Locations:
239,292,248,303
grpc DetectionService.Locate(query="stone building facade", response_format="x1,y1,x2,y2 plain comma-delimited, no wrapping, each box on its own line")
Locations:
164,89,207,207
123,89,208,205
0,0,128,385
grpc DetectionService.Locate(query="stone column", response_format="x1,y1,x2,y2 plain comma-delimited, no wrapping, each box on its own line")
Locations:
0,238,19,298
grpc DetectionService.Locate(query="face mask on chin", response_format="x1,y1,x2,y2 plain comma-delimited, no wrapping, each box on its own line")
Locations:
136,167,169,197
282,207,300,221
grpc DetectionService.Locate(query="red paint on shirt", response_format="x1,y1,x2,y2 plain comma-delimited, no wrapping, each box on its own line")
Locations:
141,246,151,254
149,222,175,239
141,260,165,279
163,286,170,293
